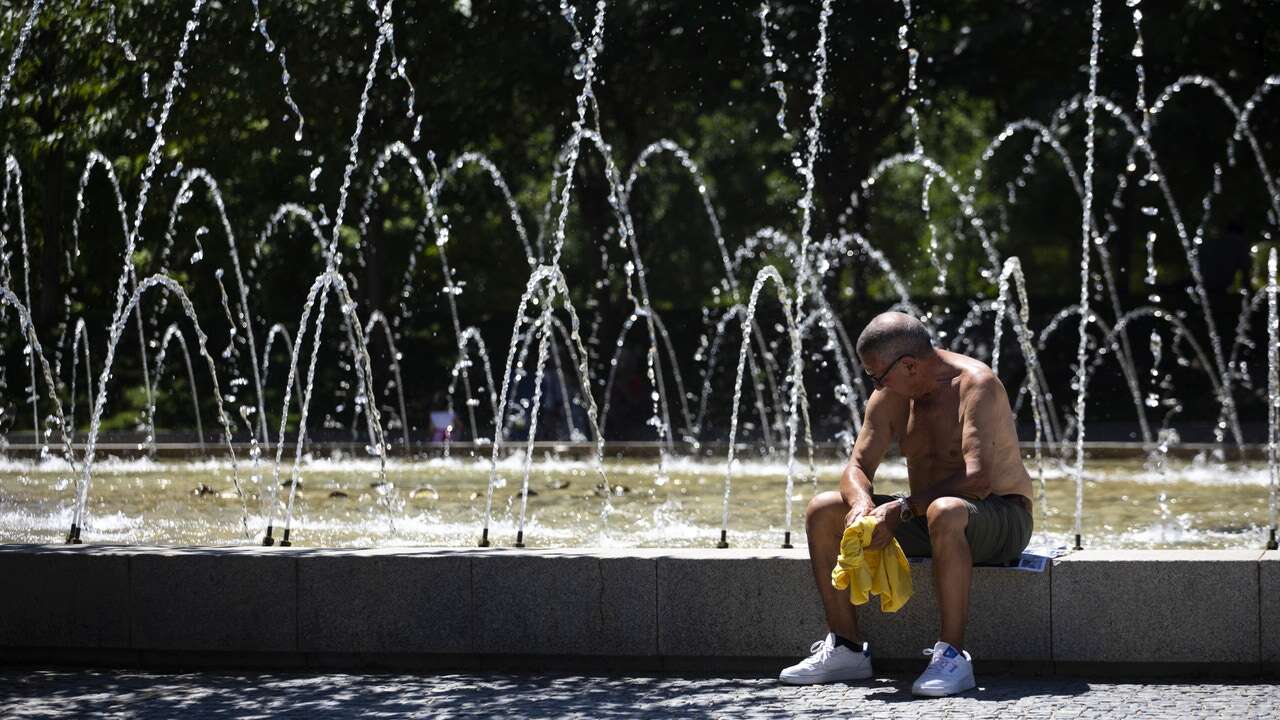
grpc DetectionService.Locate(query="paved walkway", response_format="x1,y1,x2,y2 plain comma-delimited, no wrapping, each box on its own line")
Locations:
1,669,1277,718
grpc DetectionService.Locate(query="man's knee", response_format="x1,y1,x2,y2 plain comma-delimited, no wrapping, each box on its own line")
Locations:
926,497,969,537
805,490,847,530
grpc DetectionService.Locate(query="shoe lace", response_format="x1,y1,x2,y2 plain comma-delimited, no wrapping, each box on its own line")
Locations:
921,647,957,674
800,639,834,667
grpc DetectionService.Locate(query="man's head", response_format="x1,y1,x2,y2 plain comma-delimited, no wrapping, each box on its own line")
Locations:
856,311,935,391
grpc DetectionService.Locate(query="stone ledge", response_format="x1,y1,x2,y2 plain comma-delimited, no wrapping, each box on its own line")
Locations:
298,551,471,654
130,550,297,653
0,547,130,649
859,557,1051,662
471,552,657,656
0,545,1269,673
1051,550,1263,665
1262,550,1280,668
657,550,824,657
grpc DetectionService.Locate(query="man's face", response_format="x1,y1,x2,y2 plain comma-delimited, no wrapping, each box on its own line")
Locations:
863,351,914,391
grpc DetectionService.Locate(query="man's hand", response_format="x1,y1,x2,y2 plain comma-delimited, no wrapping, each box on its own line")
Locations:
864,500,903,550
844,496,876,529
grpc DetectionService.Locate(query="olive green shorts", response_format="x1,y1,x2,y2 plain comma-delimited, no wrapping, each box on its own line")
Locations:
871,493,1033,565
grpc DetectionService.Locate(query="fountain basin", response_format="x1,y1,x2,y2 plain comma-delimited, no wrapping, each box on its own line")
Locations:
1,452,1274,549
0,544,1275,676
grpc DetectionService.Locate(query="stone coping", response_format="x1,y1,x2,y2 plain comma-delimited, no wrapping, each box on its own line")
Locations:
0,545,1274,676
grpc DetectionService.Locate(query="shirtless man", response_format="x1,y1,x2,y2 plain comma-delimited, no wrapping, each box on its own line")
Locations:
779,311,1033,697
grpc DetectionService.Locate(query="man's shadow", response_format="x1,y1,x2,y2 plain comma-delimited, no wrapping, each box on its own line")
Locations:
850,674,1091,704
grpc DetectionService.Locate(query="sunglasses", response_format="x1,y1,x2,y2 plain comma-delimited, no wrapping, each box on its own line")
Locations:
866,353,913,389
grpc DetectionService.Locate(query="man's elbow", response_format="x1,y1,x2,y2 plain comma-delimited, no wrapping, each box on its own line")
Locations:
844,463,871,491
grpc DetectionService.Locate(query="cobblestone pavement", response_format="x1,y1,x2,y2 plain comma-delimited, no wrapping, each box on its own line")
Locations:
1,669,1277,719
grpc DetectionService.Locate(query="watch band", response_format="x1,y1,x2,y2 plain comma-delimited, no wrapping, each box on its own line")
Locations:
898,495,914,522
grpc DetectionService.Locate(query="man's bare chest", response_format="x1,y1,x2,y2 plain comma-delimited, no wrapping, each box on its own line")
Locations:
899,397,963,463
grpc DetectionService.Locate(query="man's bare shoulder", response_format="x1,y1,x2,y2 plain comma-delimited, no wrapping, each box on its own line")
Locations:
864,386,909,424
943,350,1006,400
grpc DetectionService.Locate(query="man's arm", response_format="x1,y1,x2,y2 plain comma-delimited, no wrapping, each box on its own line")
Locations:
904,372,1003,513
841,392,896,517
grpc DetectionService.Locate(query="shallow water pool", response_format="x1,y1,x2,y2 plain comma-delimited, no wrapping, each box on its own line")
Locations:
0,453,1272,549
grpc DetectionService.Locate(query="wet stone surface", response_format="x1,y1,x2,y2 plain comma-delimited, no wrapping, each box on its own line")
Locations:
2,669,1278,718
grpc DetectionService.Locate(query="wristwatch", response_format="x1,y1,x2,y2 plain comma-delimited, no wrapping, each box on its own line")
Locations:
898,496,915,522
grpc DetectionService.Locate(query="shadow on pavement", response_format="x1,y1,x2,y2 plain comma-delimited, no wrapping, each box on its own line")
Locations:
859,674,1091,704
1,670,792,719
5,669,1276,718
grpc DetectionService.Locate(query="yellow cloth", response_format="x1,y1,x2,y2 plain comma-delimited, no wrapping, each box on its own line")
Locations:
830,516,913,613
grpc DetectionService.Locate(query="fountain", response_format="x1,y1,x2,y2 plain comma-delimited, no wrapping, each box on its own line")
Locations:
0,1,1277,551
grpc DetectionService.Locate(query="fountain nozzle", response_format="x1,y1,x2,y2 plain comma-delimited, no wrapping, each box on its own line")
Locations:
280,528,291,547
781,531,792,549
65,524,81,544
478,527,490,547
716,529,729,549
1074,533,1083,551
514,530,524,548
262,525,275,546
1268,529,1278,551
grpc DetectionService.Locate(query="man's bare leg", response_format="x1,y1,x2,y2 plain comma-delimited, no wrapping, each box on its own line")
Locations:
780,490,876,684
805,491,862,643
926,497,972,651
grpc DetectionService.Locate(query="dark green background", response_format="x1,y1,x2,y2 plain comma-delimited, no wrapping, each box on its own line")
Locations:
1,1,1276,445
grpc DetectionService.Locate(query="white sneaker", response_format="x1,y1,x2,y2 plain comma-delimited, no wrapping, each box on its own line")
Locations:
911,641,976,697
778,632,873,685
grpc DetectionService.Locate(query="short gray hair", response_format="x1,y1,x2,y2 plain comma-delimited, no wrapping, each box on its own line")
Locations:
856,311,933,363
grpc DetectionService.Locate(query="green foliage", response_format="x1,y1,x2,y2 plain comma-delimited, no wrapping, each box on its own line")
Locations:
0,0,1277,437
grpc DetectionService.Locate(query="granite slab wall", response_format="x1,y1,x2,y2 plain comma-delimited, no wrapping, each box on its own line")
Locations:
0,545,1269,673
1262,550,1280,671
1050,550,1263,665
